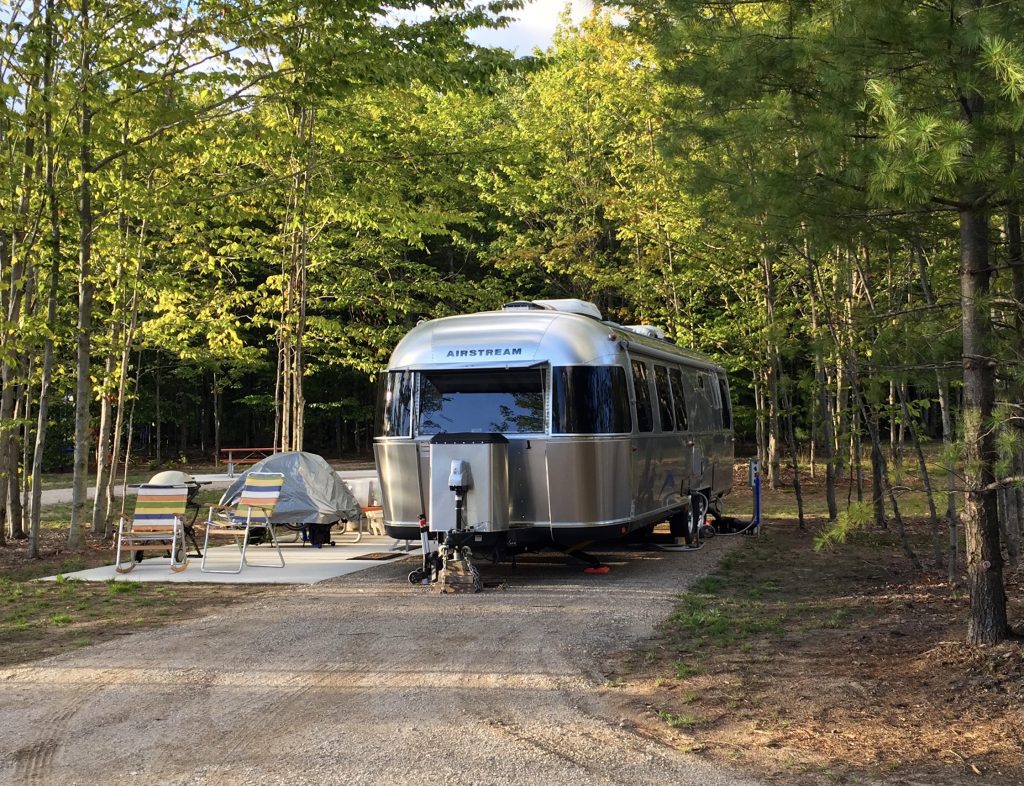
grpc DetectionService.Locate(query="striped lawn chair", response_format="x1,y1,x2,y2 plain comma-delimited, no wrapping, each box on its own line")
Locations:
114,485,189,574
201,472,286,573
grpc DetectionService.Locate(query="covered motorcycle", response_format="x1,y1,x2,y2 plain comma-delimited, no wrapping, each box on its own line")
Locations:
219,452,363,545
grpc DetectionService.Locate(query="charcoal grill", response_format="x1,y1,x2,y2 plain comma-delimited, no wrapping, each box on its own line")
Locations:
147,470,208,557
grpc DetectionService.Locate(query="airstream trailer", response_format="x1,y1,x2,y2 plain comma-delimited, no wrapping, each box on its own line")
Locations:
374,299,734,557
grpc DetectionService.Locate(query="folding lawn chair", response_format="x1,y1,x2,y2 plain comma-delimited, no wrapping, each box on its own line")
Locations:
201,472,286,573
114,484,189,574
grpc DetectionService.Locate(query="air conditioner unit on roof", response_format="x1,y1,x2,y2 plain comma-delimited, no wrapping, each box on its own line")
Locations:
530,299,603,320
625,325,667,340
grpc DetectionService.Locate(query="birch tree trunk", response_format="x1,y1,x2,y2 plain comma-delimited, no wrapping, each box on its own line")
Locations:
28,0,59,559
104,255,142,538
69,0,95,549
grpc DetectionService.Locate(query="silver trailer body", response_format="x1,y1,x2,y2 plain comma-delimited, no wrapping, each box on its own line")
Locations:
374,301,734,546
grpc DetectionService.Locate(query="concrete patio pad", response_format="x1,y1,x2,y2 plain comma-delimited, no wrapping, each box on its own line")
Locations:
43,535,421,584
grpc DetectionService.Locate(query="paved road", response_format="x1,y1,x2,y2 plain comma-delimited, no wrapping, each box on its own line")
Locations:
38,469,379,507
0,538,767,786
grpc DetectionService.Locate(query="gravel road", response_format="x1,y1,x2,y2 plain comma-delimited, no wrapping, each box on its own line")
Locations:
0,538,767,786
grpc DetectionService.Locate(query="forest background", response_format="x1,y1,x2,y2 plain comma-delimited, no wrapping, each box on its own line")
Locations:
0,0,1022,645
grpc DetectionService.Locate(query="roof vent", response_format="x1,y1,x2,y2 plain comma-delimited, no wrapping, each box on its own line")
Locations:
625,325,667,340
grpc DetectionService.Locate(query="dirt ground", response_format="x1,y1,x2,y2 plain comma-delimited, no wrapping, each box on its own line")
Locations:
0,536,758,786
1,467,1022,785
606,476,1024,786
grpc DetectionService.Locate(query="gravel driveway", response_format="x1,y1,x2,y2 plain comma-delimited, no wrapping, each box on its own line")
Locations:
0,538,766,786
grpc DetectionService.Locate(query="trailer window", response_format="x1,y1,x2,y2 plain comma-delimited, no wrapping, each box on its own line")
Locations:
718,376,732,429
552,366,631,434
669,368,689,431
381,371,413,437
631,360,654,433
654,365,675,431
417,369,545,435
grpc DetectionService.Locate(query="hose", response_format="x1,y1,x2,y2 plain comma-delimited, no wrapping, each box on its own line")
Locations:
711,517,759,536
649,491,709,552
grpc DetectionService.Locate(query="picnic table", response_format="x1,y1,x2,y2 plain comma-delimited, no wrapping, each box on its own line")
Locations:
219,447,278,478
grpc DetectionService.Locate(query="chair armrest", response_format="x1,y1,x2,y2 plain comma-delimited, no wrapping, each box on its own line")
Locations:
205,504,232,522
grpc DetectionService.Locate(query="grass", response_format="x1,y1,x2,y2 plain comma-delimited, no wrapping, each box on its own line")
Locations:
106,579,141,594
0,541,270,667
0,575,270,666
672,660,703,679
656,709,703,729
632,466,1024,786
0,457,378,667
667,590,786,648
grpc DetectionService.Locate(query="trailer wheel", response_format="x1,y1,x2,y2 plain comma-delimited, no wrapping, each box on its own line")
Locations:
669,513,691,544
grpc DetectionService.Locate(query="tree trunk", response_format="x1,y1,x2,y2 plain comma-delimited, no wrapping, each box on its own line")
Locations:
959,196,1009,644
90,352,116,534
104,251,142,538
778,363,804,529
155,364,161,465
915,246,962,583
805,254,838,519
8,387,25,539
897,384,942,566
69,0,94,549
1000,186,1024,570
870,434,886,528
92,137,133,535
29,0,59,560
762,255,782,488
213,372,222,463
0,32,40,543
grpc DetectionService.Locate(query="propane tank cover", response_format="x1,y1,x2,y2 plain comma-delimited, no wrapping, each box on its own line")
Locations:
448,460,472,491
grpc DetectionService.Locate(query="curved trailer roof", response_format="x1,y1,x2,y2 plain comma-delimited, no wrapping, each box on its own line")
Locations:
387,307,723,373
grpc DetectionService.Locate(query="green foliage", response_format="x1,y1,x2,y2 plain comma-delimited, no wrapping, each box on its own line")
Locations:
814,503,875,552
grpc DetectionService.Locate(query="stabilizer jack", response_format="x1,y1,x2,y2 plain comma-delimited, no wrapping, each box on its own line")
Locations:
550,541,610,574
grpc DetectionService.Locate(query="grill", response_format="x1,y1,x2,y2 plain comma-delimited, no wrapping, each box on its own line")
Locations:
147,470,208,556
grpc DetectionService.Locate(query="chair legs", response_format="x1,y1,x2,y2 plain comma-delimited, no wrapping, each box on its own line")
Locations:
201,519,286,573
170,533,188,572
333,519,363,545
114,522,137,574
241,521,285,568
201,524,245,574
115,520,188,574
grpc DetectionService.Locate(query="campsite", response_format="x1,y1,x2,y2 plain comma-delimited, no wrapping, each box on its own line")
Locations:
1,458,1021,785
1,0,1023,784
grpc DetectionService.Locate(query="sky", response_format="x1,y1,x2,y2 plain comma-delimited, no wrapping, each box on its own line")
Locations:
467,0,594,54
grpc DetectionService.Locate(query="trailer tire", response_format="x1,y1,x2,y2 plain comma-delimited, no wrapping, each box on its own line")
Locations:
669,513,692,544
